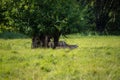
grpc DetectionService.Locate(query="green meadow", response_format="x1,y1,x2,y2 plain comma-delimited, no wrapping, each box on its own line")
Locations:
0,36,120,80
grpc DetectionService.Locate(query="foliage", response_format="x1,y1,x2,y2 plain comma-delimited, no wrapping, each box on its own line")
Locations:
6,0,79,36
0,0,120,36
93,0,120,34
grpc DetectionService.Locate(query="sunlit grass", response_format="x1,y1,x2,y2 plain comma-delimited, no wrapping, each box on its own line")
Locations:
0,36,120,80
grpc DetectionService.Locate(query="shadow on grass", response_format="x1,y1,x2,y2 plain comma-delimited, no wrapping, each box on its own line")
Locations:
55,41,78,49
0,32,29,39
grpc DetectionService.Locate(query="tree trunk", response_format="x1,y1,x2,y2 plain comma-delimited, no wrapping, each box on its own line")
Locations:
53,32,61,49
53,37,59,49
96,14,109,34
31,35,43,48
96,19,105,34
31,28,61,49
44,35,51,48
31,34,52,48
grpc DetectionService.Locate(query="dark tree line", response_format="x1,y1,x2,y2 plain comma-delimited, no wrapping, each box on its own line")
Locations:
95,0,120,34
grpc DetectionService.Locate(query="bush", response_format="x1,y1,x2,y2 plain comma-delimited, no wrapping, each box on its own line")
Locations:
0,31,28,39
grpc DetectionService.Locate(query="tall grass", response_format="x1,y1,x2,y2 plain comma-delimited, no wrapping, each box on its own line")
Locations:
0,35,120,80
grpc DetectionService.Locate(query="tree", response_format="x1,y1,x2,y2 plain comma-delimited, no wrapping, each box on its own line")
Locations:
94,0,120,34
8,0,79,48
0,0,14,32
77,0,120,35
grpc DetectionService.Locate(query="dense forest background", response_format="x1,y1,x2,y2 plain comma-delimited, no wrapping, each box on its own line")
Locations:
0,0,120,35
0,0,120,48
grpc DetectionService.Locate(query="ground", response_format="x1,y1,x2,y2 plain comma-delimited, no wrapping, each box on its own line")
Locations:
0,35,120,80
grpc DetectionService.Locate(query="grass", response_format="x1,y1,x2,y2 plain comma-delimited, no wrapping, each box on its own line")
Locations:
0,35,120,80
